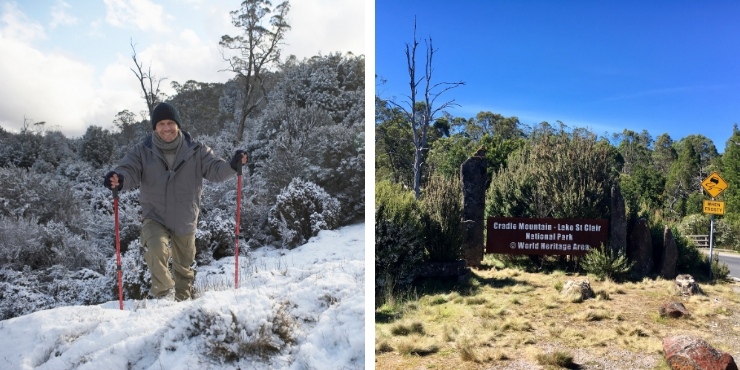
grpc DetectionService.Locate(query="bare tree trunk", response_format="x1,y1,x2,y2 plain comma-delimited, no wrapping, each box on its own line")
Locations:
392,18,464,199
130,40,166,119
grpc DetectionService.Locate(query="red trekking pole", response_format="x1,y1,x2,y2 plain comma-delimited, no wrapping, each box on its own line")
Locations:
113,187,123,310
235,159,243,289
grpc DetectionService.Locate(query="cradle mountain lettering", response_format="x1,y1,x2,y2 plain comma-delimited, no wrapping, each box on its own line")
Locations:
487,217,609,256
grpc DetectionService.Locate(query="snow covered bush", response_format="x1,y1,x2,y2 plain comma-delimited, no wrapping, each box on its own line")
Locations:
308,124,365,224
79,125,116,168
196,207,236,262
0,265,110,320
31,158,55,174
105,240,151,300
0,216,46,270
180,302,296,361
88,185,142,254
0,217,103,272
268,178,340,249
238,174,277,248
0,167,83,225
0,129,43,168
0,266,53,320
39,221,106,272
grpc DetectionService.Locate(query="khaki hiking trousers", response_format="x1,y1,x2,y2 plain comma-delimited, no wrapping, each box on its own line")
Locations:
141,218,196,301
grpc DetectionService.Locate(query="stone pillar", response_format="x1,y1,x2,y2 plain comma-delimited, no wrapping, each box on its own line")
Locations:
610,184,627,254
461,148,486,267
628,217,653,276
659,226,678,279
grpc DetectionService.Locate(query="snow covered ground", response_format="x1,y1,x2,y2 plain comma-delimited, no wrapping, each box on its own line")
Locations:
0,224,365,370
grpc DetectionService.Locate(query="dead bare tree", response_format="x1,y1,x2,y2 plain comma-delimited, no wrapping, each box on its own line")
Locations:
130,40,167,119
220,0,291,142
389,18,465,199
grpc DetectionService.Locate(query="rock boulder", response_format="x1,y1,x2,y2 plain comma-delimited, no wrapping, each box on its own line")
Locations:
561,280,594,301
659,302,690,319
674,274,703,297
663,335,738,370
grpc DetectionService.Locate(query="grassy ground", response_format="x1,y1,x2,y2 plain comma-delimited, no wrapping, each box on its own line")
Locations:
375,261,740,369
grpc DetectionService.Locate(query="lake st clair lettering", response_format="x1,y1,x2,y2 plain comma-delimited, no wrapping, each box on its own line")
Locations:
487,217,609,256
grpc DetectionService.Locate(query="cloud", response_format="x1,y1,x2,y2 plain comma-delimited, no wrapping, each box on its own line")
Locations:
50,1,77,29
0,0,366,138
284,0,364,58
212,0,365,63
1,2,45,43
0,2,143,137
134,29,233,95
104,0,173,33
0,36,97,136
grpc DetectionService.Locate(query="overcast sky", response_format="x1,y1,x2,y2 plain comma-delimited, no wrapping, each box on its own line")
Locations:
0,0,364,137
376,0,740,152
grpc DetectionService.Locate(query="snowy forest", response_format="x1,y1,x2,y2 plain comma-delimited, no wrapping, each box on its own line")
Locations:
0,50,365,321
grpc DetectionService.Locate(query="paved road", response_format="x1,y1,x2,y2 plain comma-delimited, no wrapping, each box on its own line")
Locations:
703,250,740,279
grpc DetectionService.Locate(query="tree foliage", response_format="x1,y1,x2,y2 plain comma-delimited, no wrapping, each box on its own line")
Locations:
79,126,115,168
220,0,291,142
487,125,615,219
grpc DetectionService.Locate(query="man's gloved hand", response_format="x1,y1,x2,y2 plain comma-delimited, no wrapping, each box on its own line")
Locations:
230,150,247,171
103,171,124,191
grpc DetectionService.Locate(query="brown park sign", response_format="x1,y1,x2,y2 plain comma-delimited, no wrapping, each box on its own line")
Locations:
486,217,609,256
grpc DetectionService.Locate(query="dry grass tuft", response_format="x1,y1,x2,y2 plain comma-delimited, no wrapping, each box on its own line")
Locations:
502,317,532,332
390,321,425,336
396,335,439,356
536,350,576,368
576,308,611,321
375,340,393,353
456,336,477,362
466,296,488,305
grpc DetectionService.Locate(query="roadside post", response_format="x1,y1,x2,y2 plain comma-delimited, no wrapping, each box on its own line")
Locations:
701,172,728,279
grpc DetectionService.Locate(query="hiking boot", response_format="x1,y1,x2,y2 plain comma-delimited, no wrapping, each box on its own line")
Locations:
149,288,175,302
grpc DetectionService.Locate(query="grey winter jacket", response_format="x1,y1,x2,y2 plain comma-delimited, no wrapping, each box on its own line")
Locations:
115,131,236,236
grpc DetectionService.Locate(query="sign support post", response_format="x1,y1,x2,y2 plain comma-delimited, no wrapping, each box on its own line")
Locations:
708,200,714,279
700,172,728,280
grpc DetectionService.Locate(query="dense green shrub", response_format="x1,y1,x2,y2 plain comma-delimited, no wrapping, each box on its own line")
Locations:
375,181,426,298
420,175,464,262
711,252,731,282
580,244,634,281
672,226,710,277
486,127,615,219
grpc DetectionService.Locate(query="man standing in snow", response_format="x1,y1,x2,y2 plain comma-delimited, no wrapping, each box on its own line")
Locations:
103,102,246,302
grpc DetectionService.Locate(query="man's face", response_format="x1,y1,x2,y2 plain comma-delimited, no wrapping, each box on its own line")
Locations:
154,119,179,143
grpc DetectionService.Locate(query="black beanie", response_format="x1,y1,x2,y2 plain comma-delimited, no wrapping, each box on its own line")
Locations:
151,102,182,130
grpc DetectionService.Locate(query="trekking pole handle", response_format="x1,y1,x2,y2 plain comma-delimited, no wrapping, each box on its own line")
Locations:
112,187,119,199
236,159,243,176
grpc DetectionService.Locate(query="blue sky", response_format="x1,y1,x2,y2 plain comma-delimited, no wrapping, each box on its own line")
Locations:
375,0,740,152
0,0,364,137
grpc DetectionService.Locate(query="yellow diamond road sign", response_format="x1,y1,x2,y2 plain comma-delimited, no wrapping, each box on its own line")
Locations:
701,172,728,198
703,200,725,215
